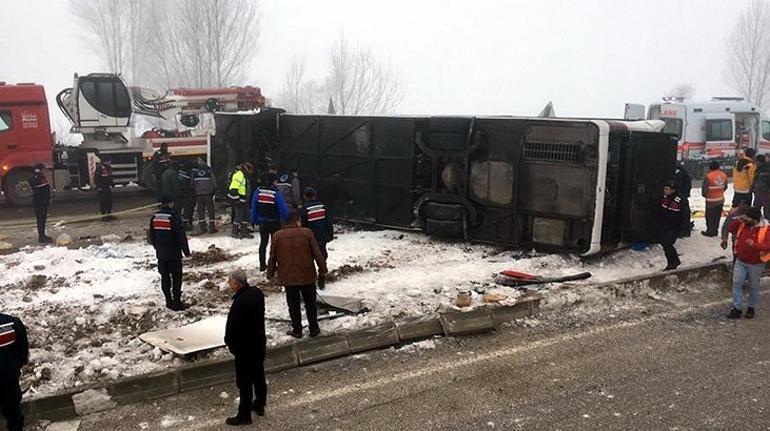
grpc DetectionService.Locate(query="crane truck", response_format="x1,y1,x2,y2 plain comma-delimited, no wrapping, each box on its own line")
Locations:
0,73,266,205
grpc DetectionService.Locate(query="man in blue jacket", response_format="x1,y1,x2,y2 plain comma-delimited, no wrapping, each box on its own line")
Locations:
0,313,29,431
251,174,288,271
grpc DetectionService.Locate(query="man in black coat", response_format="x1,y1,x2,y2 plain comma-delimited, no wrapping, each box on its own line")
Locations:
29,163,52,243
224,269,267,427
148,194,191,310
94,155,115,221
0,313,29,431
300,187,334,289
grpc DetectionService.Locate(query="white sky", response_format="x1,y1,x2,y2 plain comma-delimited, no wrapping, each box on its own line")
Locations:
0,0,752,128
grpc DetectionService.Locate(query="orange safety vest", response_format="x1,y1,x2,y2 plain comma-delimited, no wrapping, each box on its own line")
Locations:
734,224,770,262
704,170,728,203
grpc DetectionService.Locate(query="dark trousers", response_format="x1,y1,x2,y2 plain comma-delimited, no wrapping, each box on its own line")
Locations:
34,203,48,239
183,196,196,226
258,222,281,268
97,187,113,215
705,203,723,235
317,241,328,289
235,352,267,419
679,197,691,237
285,284,319,333
661,229,681,268
195,194,216,224
734,191,752,207
233,201,248,232
158,259,183,304
0,379,23,431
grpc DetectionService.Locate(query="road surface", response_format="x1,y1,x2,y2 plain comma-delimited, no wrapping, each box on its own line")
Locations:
55,290,769,431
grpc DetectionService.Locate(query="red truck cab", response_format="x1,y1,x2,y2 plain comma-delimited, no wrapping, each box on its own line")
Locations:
0,82,54,205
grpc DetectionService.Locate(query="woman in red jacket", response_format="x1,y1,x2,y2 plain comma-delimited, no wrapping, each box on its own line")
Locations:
727,207,770,319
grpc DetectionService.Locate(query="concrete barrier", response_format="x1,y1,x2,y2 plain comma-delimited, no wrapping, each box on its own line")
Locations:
178,358,235,393
265,344,299,373
593,261,731,291
490,297,540,326
296,334,351,366
439,306,496,336
106,370,179,405
346,321,399,353
395,316,444,342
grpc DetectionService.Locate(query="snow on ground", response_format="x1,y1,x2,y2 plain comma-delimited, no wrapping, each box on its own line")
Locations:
0,191,732,398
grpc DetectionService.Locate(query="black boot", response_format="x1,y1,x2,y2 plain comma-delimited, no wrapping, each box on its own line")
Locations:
208,221,217,233
172,286,188,311
225,416,252,426
240,224,254,239
231,225,241,239
162,289,173,310
727,308,743,319
252,403,265,416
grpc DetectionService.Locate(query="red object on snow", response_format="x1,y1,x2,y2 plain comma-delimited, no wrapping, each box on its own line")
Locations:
499,270,537,280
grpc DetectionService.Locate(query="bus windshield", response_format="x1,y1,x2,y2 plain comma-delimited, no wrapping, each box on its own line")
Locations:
662,118,683,138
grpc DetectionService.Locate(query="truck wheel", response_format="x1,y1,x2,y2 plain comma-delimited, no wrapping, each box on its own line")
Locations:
4,168,34,206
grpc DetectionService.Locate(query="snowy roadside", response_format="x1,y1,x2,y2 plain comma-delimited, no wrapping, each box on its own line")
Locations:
0,194,731,399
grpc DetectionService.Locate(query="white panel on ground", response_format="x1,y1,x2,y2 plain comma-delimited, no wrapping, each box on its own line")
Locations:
139,315,227,355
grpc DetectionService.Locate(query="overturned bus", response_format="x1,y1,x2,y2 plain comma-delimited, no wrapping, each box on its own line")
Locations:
212,112,677,256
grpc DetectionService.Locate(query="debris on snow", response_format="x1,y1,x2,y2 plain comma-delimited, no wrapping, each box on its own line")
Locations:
72,388,116,415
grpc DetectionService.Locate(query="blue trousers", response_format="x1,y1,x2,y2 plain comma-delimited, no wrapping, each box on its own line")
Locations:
732,259,763,310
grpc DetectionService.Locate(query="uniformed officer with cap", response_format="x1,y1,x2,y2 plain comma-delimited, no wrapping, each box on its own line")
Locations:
148,194,191,310
29,163,52,243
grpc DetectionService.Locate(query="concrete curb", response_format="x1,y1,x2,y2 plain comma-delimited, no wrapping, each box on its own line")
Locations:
17,294,543,423
591,261,732,291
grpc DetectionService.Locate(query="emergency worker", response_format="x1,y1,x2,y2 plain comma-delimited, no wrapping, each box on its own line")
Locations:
29,163,52,243
674,163,692,237
148,194,191,311
276,173,299,212
659,180,683,271
251,174,288,271
701,161,728,237
94,155,115,221
300,187,333,289
192,157,217,234
733,147,757,206
229,163,253,239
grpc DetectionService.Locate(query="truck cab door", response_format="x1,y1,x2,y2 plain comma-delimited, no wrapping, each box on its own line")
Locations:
704,114,735,158
619,132,678,244
624,104,646,121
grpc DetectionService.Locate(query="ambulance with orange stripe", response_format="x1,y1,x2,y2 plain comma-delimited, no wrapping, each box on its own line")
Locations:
625,97,769,178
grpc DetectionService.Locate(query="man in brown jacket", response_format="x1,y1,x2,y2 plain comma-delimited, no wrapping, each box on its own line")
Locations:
267,212,328,338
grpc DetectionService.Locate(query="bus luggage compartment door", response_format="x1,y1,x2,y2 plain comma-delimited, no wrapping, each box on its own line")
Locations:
619,132,678,244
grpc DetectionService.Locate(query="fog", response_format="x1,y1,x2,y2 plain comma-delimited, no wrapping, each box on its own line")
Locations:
0,0,751,127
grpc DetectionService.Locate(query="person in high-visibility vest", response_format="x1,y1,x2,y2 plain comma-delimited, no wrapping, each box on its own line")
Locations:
733,147,757,207
701,161,728,237
726,207,770,319
229,163,254,239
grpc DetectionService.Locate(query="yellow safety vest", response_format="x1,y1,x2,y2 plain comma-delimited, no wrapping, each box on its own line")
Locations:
229,170,247,197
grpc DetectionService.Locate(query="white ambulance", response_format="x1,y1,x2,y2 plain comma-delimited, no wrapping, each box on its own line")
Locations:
625,97,770,177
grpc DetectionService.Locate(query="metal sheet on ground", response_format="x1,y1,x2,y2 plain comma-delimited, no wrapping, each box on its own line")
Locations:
139,315,227,355
317,295,369,314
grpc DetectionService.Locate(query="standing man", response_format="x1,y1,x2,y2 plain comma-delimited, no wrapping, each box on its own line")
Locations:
659,181,683,271
224,269,267,426
701,161,728,237
674,162,692,237
152,142,171,189
94,155,115,221
29,163,52,243
148,194,191,311
726,207,770,319
733,147,757,206
300,187,334,289
177,162,194,231
267,212,328,338
251,174,288,271
752,154,770,219
0,312,29,431
276,173,299,212
192,157,217,234
228,162,254,239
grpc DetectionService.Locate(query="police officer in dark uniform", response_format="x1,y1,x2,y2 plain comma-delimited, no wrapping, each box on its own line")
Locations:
29,163,52,243
0,313,29,431
660,181,683,271
224,269,267,426
674,163,692,237
251,174,288,271
94,155,115,221
152,142,171,187
148,194,191,311
276,173,299,212
192,157,217,234
300,187,334,289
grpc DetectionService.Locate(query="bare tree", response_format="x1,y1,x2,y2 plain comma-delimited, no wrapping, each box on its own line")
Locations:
70,0,147,84
324,32,403,115
275,55,325,113
663,83,695,101
725,0,770,107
